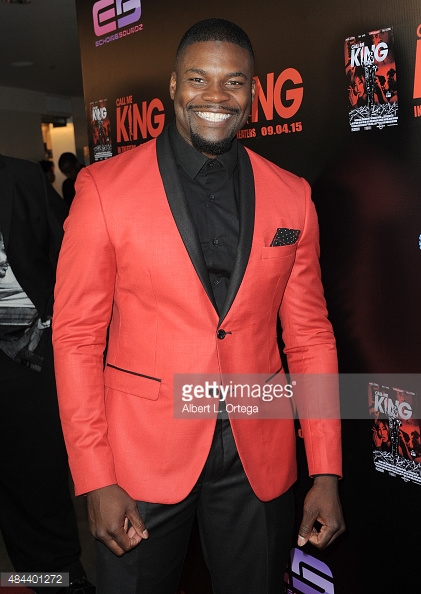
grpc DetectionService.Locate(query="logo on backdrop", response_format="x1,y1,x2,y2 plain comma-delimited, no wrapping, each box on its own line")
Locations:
93,0,143,47
237,68,304,141
116,94,165,153
284,548,335,594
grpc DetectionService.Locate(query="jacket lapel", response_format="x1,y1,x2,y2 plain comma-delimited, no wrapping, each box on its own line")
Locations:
156,127,218,312
156,129,255,323
218,144,255,325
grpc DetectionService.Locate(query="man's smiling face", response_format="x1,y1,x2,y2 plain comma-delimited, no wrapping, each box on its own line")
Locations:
169,40,255,158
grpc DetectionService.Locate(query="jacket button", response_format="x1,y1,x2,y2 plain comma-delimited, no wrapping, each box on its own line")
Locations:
217,329,226,339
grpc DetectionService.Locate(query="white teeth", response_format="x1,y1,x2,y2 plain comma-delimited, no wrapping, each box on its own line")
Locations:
196,112,231,122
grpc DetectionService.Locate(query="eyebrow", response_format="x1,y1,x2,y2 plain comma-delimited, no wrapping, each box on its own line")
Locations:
185,68,248,79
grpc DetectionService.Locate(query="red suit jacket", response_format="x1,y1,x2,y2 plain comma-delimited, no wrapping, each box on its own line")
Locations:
53,127,342,502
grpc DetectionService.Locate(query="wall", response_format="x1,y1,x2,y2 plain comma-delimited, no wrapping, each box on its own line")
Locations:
0,85,88,165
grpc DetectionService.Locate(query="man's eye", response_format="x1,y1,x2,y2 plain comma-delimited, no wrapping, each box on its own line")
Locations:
189,78,204,83
227,80,243,86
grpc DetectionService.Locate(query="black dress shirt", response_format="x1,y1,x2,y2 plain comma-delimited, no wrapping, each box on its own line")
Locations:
169,123,239,314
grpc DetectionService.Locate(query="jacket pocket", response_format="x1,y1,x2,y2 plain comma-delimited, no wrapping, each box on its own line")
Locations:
261,244,297,259
104,363,161,400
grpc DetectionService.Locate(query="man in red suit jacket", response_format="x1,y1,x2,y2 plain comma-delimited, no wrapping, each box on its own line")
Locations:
53,18,344,594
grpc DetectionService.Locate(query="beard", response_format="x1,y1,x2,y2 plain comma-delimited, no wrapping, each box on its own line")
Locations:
190,130,235,156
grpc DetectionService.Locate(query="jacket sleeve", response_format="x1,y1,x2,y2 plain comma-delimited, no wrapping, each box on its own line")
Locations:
52,167,118,495
279,177,342,477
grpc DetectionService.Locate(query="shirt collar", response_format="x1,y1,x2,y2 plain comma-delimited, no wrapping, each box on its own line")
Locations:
168,121,238,180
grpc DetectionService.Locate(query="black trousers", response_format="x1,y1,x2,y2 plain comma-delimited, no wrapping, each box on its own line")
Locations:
0,336,84,592
96,419,295,594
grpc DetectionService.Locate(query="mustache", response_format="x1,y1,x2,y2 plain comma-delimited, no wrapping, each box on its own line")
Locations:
187,104,240,114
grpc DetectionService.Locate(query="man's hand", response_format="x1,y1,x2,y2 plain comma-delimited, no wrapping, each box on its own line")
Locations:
87,484,149,556
297,475,345,549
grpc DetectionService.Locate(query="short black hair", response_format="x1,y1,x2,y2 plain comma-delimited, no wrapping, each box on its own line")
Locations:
176,18,254,64
58,152,78,170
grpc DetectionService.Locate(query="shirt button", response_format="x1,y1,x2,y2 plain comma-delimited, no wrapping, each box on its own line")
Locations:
217,329,226,339
210,194,215,201
213,239,219,245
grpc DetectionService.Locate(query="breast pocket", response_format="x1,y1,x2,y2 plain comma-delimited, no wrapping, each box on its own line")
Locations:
261,245,297,259
104,363,161,400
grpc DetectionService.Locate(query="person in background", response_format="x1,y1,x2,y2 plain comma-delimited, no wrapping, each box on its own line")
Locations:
39,159,56,185
0,154,95,594
58,152,84,207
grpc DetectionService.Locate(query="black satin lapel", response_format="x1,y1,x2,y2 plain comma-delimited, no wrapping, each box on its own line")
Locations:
156,129,218,312
218,145,255,325
0,157,14,248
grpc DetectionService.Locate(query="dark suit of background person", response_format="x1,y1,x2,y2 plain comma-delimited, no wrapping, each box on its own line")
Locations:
58,152,83,208
0,155,95,594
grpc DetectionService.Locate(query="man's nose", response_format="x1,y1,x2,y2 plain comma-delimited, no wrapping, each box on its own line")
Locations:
201,81,231,103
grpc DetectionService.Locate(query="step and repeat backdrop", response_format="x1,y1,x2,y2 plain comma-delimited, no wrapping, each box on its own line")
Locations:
75,2,421,592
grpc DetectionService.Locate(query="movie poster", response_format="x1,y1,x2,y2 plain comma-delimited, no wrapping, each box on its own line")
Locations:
369,382,421,485
345,27,398,131
90,98,112,161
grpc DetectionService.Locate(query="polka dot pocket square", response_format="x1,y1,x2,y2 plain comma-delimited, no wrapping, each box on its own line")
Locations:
269,228,301,246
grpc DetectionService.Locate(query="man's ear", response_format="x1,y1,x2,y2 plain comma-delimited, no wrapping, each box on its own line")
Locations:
169,72,177,100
